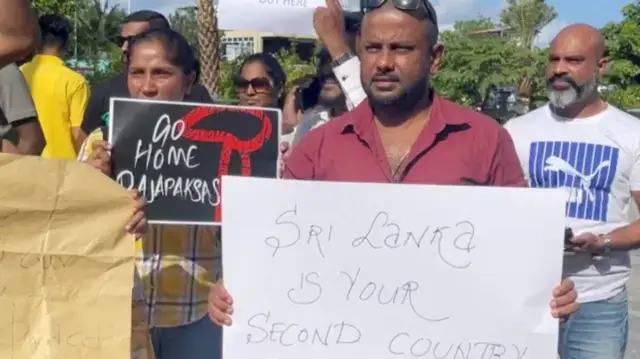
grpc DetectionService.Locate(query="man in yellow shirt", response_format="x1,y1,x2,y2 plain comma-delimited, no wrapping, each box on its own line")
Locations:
20,14,88,160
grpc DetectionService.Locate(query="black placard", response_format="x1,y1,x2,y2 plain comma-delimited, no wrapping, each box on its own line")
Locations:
108,98,280,225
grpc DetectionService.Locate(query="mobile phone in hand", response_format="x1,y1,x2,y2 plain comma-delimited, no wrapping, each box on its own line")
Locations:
564,227,573,248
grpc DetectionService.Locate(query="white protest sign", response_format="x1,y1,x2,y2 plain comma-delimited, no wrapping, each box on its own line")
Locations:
221,176,566,359
218,0,359,36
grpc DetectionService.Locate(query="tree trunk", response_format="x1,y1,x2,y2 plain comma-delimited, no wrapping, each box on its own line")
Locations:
516,76,532,112
197,0,220,95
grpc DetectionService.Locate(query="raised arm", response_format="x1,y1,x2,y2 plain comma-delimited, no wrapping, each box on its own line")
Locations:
0,0,38,68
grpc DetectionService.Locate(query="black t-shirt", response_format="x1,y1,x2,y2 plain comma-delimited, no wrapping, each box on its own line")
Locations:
81,72,213,135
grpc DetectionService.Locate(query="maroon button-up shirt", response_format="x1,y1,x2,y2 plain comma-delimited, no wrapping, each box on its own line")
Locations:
284,96,526,186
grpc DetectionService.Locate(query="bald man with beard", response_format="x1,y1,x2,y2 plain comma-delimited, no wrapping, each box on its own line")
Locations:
505,24,640,359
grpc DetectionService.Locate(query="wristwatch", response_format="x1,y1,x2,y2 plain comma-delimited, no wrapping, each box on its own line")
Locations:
331,52,355,68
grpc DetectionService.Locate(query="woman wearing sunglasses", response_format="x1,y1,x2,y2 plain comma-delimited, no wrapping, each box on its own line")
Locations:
77,28,222,359
233,53,306,144
233,53,286,108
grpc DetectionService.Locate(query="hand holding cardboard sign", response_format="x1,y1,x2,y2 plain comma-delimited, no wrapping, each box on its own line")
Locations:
125,190,148,237
86,140,111,175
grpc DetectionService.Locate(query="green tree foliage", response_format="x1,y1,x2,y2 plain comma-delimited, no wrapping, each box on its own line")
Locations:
75,0,125,59
32,0,124,84
32,0,76,17
216,56,244,100
169,6,199,53
434,18,545,107
33,0,124,57
601,0,640,109
274,47,318,89
499,0,556,105
499,0,557,50
84,46,124,85
72,0,125,85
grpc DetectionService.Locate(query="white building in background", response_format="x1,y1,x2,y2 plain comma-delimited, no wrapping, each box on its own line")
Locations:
221,30,317,60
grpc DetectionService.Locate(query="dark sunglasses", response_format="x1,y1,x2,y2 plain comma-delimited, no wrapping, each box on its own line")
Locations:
115,35,134,47
361,0,438,26
233,76,272,92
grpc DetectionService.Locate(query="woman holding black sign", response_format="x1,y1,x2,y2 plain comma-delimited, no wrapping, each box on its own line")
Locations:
77,28,222,359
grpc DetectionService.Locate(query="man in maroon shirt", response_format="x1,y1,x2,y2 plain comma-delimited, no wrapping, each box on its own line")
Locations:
209,0,578,326
284,3,524,185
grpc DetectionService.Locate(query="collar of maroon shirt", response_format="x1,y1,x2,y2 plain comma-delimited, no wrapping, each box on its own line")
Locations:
338,95,470,182
343,94,467,131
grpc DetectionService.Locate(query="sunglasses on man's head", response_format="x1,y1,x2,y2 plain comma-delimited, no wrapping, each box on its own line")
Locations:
361,0,438,26
233,76,272,93
115,35,134,47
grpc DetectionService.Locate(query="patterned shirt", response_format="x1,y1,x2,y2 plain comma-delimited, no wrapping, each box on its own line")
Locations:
78,128,222,327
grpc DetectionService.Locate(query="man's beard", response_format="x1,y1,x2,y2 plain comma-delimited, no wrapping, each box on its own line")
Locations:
363,73,429,115
318,92,345,108
318,93,348,117
547,73,598,109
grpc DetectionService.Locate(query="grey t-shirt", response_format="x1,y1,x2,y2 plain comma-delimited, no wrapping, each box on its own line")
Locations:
292,107,331,146
0,64,37,137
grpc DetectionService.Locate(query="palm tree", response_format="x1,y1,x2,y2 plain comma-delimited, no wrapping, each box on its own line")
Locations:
500,0,557,50
197,0,221,95
76,0,125,60
64,0,125,83
500,0,557,107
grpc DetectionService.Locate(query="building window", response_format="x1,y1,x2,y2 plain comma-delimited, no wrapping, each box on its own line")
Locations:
222,37,254,60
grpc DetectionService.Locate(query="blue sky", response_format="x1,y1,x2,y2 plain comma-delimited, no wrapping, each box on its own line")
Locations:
547,0,626,27
525,0,627,45
118,0,630,46
431,0,628,45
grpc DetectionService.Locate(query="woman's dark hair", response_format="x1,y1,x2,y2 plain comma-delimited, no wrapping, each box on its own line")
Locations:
192,59,201,85
39,14,70,49
126,28,198,80
344,11,362,34
291,74,315,89
122,10,170,30
239,53,287,108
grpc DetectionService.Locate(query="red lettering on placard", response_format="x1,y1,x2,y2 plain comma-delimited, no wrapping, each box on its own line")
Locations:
181,106,273,222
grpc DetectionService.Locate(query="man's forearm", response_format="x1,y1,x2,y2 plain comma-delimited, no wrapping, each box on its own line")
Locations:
324,39,352,61
14,121,45,155
606,221,640,250
0,0,37,68
72,127,86,153
16,138,43,155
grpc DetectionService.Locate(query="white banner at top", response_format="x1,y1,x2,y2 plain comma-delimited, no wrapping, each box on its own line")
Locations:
218,0,359,36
